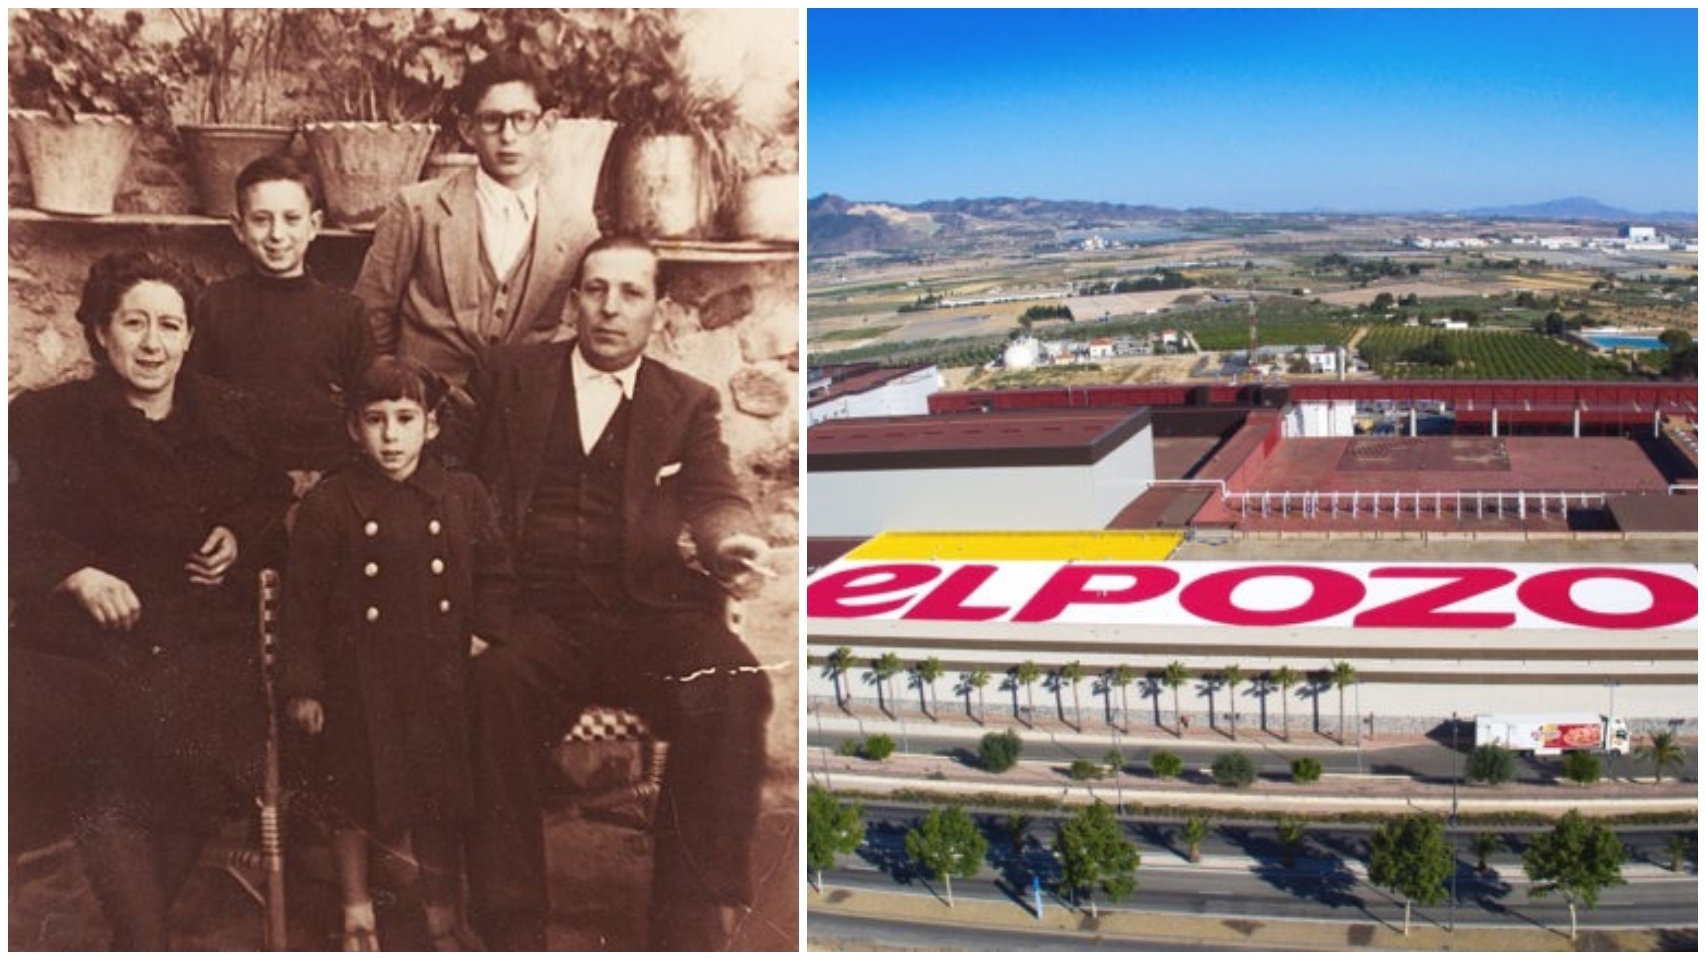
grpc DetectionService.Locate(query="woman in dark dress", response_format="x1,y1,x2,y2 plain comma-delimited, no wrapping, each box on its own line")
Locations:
8,250,292,949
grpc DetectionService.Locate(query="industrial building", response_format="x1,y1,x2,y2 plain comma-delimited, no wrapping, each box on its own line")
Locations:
805,379,1698,732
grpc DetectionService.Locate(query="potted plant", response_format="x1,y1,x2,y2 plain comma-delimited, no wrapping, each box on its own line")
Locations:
729,79,799,242
289,8,462,227
7,9,174,215
167,8,298,217
603,12,742,240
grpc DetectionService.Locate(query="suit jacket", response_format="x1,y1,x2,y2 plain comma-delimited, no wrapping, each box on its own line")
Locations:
352,168,598,386
460,341,758,612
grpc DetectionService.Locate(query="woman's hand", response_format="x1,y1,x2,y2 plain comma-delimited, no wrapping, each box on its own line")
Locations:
186,526,239,586
58,566,143,631
288,697,324,735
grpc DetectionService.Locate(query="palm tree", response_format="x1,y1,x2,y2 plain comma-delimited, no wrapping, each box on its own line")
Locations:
1182,814,1213,864
825,645,854,709
1270,666,1300,742
1109,664,1137,733
1060,660,1086,731
963,669,991,724
1471,832,1505,875
870,652,901,718
1014,661,1041,728
914,656,944,719
1162,661,1190,738
1330,660,1357,745
1221,664,1245,741
1634,731,1688,784
1104,748,1125,813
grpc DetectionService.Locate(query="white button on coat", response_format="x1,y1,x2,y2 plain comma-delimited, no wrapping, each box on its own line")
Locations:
365,606,380,622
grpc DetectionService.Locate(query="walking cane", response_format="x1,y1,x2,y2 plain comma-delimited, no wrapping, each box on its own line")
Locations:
257,569,288,950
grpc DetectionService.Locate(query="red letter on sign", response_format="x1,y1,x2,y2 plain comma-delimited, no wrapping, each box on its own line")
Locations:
1354,567,1517,629
806,564,942,619
1517,567,1698,630
1012,565,1179,623
1180,565,1365,626
904,565,1009,622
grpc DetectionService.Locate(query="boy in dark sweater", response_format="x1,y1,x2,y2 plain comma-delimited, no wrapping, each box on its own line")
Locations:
191,154,374,495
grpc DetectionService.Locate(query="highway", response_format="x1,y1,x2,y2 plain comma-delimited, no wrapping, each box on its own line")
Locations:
817,803,1700,935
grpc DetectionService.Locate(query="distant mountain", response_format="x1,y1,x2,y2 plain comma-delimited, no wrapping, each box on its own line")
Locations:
1458,197,1641,221
807,193,1696,254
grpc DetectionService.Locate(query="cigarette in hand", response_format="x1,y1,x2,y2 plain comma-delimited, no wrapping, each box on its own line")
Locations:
739,557,780,579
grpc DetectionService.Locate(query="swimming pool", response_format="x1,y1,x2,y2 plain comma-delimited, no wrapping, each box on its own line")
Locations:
1582,334,1668,351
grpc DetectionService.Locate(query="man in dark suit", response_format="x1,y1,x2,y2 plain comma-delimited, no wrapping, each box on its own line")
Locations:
353,54,597,390
458,236,774,950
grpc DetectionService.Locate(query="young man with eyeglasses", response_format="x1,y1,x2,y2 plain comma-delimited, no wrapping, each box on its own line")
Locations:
354,53,599,396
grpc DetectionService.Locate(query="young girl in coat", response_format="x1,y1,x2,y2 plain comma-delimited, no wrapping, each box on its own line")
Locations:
278,357,514,950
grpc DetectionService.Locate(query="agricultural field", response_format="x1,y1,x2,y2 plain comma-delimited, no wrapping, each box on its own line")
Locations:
1357,326,1632,380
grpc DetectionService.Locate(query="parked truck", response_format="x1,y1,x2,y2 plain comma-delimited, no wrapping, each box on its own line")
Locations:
1473,714,1631,756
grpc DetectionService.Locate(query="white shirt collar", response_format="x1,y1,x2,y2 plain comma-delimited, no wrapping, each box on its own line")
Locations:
571,346,640,400
473,167,538,220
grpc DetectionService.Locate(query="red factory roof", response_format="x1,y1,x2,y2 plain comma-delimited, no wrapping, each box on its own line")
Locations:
807,408,1152,472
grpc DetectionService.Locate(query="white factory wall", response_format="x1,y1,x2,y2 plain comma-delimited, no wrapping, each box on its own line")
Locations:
806,367,942,427
1286,400,1357,438
808,423,1155,537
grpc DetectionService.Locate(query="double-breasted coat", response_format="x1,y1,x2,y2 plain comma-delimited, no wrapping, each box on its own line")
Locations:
8,371,292,814
277,458,515,832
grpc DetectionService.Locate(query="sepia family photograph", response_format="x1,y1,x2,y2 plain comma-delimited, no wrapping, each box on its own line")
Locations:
7,7,799,951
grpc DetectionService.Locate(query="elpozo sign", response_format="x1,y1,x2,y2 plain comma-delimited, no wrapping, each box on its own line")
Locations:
807,561,1699,630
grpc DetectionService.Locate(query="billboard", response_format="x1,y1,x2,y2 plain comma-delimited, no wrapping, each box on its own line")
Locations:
807,561,1698,631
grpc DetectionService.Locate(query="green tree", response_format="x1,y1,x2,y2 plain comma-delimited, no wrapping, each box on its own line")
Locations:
1108,664,1138,732
1221,664,1245,741
1290,756,1323,784
1369,815,1454,935
1014,661,1041,728
913,656,944,719
904,806,988,908
1633,731,1688,784
805,787,864,894
1522,810,1627,941
1059,660,1086,730
1068,758,1102,781
1663,832,1693,873
1467,744,1516,785
1005,813,1034,856
825,645,854,708
1162,661,1191,738
1269,666,1300,741
1275,816,1308,869
870,652,901,717
1212,751,1256,789
1181,815,1213,864
1562,750,1601,785
963,669,991,724
861,733,895,762
1329,661,1357,745
1659,327,1692,352
1471,832,1505,874
1054,801,1140,919
1150,750,1184,779
978,729,1022,773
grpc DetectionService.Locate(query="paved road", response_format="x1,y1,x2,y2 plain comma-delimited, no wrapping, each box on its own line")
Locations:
828,805,1699,933
807,718,1700,784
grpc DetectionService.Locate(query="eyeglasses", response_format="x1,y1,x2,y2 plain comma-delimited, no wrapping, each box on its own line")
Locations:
470,110,543,135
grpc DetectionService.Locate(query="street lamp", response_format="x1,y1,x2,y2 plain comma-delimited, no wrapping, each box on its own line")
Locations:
1604,681,1621,779
1449,711,1460,935
1354,681,1363,776
814,701,832,791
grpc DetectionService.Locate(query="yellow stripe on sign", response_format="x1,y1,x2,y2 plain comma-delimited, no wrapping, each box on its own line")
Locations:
846,530,1183,562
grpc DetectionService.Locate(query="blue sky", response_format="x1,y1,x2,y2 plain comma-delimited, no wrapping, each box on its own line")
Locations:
807,8,1699,214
